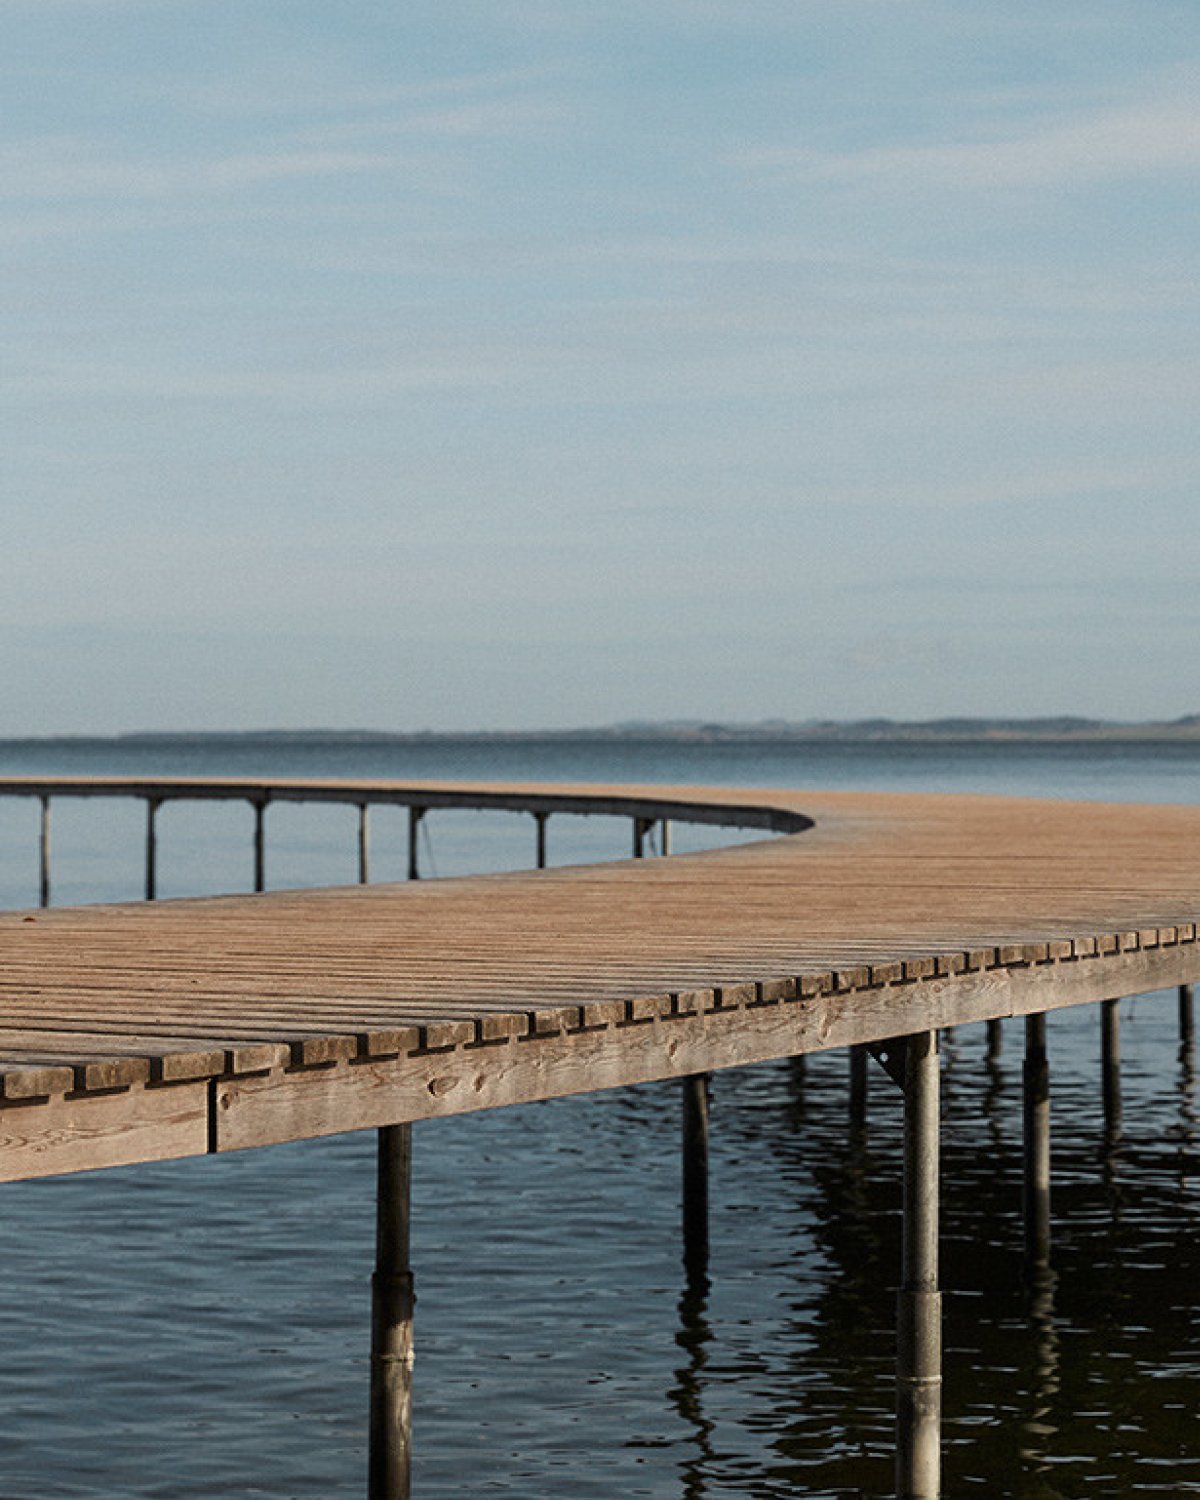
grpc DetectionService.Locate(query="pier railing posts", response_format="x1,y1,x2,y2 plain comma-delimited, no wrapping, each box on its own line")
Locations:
682,1073,710,1281
252,799,267,893
38,795,51,908
358,804,370,886
1023,1013,1051,1269
370,1122,414,1500
896,1029,942,1500
407,808,424,882
534,812,548,870
1101,999,1121,1138
144,798,160,902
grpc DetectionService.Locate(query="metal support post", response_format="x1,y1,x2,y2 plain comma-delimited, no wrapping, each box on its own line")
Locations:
896,1029,941,1500
408,807,424,882
682,1073,710,1281
1101,999,1121,1137
370,1123,414,1500
534,812,548,870
850,1044,869,1132
1023,1013,1051,1269
252,800,267,893
144,799,160,902
358,804,370,885
38,796,51,908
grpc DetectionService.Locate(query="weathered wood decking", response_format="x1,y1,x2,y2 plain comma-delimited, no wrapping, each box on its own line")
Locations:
2,779,1199,1182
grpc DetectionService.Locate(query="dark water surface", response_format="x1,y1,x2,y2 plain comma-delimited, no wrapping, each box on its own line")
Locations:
0,737,1196,1498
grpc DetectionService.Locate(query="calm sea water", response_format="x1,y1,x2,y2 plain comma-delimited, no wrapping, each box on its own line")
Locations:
0,736,1196,1499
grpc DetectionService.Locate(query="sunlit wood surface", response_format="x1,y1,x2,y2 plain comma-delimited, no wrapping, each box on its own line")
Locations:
2,779,1199,1179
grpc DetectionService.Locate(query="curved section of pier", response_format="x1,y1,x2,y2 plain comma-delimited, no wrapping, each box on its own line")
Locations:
1,778,1199,1180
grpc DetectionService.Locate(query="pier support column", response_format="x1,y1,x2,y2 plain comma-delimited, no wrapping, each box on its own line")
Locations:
1101,999,1121,1137
633,817,650,859
682,1073,710,1281
660,819,671,857
38,796,51,908
849,1044,869,1132
1181,984,1195,1051
407,808,424,881
986,1018,1003,1061
358,805,370,885
534,812,548,870
252,799,267,893
370,1123,414,1500
144,798,160,902
896,1029,941,1500
1023,1014,1051,1269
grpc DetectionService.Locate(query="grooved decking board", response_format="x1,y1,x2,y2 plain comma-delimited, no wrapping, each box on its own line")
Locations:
2,780,1200,1177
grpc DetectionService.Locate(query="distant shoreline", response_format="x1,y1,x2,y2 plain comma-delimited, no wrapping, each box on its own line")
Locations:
5,718,1200,748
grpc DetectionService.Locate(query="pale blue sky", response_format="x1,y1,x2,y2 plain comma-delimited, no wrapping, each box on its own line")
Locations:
4,1,1198,732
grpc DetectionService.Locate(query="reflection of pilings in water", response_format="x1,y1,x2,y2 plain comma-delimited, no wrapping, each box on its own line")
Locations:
1023,1015,1051,1271
982,1042,1008,1159
1101,999,1122,1144
670,1274,716,1500
1017,1260,1063,1494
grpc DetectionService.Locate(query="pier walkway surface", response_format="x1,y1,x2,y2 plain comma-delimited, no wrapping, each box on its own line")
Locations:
1,778,1197,1180
2,776,1199,1499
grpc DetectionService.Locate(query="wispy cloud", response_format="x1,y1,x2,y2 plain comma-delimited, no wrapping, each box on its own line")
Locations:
0,136,398,201
731,72,1200,190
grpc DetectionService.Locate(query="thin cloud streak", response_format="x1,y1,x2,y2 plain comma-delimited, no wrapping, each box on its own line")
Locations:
732,76,1200,190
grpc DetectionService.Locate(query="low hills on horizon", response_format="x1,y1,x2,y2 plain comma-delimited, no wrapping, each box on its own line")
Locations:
8,715,1200,747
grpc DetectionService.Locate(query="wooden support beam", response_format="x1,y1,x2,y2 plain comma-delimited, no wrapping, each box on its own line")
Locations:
407,808,424,882
358,805,370,886
1181,984,1195,1050
986,1018,1003,1061
369,1122,414,1500
660,818,671,857
252,799,267,894
534,811,548,870
632,817,649,859
681,1073,710,1281
38,795,50,909
1101,999,1121,1137
144,798,160,902
896,1029,941,1500
1023,1013,1051,1269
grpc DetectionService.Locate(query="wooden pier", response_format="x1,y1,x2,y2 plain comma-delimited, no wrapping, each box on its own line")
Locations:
2,775,1199,1497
